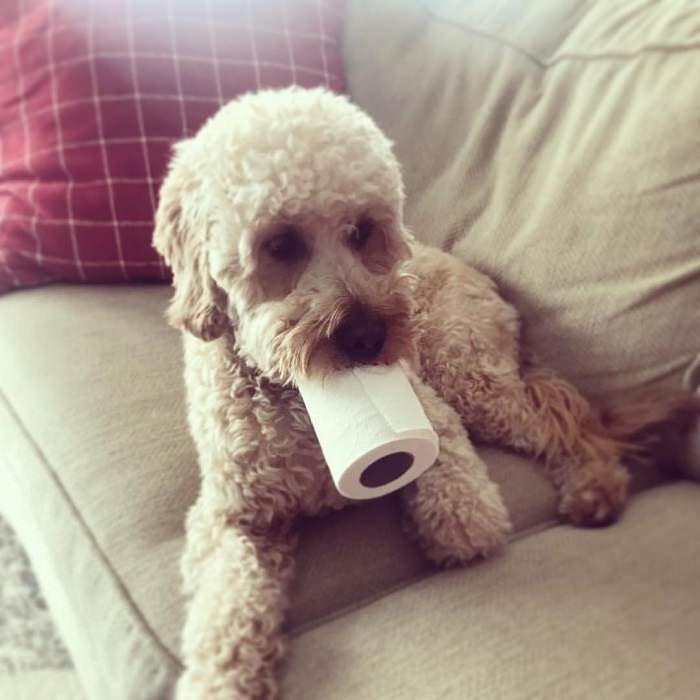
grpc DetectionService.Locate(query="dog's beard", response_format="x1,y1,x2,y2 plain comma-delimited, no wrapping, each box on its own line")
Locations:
286,294,415,381
236,273,416,386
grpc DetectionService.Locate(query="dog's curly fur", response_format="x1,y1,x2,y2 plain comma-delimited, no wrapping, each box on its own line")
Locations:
153,87,696,699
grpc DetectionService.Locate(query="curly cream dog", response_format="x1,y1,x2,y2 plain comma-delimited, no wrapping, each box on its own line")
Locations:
153,87,693,699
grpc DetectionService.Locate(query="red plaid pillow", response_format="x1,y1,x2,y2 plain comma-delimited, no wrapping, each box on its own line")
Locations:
0,0,345,292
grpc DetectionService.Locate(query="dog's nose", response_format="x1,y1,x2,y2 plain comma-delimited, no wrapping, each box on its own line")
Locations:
333,307,386,363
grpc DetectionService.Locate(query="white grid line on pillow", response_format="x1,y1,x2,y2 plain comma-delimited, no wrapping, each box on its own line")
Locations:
125,0,165,277
47,0,85,280
245,0,263,89
12,0,42,267
86,0,128,281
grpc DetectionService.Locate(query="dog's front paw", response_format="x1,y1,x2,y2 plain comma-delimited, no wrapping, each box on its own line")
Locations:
558,463,629,527
405,480,512,566
176,666,280,700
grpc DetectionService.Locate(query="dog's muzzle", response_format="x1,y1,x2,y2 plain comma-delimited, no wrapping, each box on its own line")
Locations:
333,304,386,363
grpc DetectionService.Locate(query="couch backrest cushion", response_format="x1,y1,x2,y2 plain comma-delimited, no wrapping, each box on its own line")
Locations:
343,0,700,397
0,0,345,293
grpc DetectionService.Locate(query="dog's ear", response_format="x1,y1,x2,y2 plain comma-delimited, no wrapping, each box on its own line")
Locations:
153,142,227,341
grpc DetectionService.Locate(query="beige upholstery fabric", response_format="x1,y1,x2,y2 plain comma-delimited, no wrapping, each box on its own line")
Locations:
1,1,698,697
0,285,567,697
344,0,700,398
0,280,676,697
283,483,700,700
0,287,187,700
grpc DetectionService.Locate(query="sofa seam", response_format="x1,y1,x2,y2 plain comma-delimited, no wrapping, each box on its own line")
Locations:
289,516,560,638
0,386,183,671
414,0,700,70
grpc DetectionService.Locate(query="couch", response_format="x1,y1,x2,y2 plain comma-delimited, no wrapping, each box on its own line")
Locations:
2,0,699,698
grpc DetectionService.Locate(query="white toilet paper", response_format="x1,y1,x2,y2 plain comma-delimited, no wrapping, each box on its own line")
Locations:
296,363,439,499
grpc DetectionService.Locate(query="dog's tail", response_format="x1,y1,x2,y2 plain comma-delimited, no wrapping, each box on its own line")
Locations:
597,388,699,471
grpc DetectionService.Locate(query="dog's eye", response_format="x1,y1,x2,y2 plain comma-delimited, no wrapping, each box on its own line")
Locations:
264,226,305,262
348,218,375,250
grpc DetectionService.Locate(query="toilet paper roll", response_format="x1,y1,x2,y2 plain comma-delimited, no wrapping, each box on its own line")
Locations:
296,363,439,499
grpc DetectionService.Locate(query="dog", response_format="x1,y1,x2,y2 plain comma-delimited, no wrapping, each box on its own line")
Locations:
153,86,695,699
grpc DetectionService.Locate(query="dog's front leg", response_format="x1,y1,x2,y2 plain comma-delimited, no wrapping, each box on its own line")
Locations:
177,513,296,700
400,371,512,566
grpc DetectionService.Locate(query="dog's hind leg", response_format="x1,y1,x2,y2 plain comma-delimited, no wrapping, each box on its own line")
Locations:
410,246,629,527
445,364,631,527
499,367,630,526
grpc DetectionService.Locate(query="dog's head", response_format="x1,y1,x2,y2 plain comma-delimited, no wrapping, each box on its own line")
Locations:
154,87,416,385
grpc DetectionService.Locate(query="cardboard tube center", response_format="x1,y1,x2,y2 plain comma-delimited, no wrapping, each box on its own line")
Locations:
359,451,414,488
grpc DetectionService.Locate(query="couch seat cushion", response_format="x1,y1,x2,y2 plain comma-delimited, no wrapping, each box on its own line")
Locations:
283,482,700,699
0,285,672,696
0,284,575,697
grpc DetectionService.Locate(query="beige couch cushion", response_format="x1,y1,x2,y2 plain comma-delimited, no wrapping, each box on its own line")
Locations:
0,285,565,698
283,482,700,699
2,1,698,697
344,0,700,398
